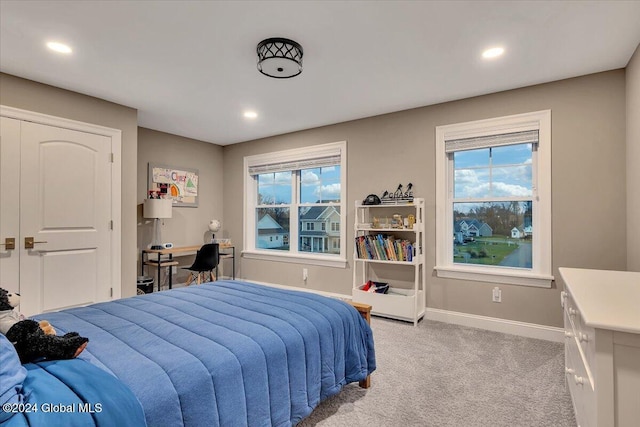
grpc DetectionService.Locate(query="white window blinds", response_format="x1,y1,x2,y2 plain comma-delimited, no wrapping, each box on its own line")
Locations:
248,153,341,175
444,130,539,153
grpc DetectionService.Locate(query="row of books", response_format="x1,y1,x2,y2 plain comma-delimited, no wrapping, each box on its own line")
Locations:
355,234,415,262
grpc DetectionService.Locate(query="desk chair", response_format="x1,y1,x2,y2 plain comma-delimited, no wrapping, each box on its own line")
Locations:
182,243,219,285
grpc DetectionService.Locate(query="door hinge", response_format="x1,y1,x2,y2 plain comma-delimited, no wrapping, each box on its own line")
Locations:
109,153,114,163
110,288,113,297
109,220,114,230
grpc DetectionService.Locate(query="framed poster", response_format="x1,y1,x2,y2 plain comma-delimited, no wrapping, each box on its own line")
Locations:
148,163,199,207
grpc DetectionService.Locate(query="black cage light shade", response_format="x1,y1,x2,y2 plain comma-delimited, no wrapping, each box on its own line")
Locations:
257,38,303,79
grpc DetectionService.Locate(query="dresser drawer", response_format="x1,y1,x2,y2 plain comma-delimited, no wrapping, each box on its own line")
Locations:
566,328,595,427
564,290,596,379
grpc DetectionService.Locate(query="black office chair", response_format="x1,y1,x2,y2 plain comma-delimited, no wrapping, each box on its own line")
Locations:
182,243,219,285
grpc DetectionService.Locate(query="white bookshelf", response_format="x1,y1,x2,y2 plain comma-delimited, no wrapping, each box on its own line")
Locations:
352,198,426,326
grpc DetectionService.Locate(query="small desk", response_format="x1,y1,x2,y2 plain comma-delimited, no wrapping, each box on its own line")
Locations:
219,246,235,281
141,245,235,292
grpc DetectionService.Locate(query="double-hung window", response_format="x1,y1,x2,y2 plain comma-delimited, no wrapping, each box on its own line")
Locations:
243,141,347,268
435,111,553,287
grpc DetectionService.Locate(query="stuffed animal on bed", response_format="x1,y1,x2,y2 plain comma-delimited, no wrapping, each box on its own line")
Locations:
0,287,89,363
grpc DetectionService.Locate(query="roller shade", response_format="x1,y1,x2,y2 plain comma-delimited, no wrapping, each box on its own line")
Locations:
248,154,340,175
445,130,538,153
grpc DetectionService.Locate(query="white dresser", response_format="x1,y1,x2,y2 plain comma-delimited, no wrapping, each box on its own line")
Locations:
559,268,640,427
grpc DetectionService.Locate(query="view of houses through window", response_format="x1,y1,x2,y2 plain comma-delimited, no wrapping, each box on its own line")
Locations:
453,144,533,269
436,111,551,286
256,166,341,255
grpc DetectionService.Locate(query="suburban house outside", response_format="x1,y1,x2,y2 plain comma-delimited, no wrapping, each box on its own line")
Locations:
299,206,341,254
257,213,289,249
511,227,524,239
454,219,492,244
512,224,533,239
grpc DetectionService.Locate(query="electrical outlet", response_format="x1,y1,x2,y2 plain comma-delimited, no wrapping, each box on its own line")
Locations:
303,268,308,282
492,287,502,303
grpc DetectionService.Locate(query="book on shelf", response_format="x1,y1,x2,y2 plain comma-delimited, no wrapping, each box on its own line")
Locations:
355,234,415,261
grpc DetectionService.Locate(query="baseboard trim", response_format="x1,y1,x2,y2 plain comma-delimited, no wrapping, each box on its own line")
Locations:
237,279,564,342
241,279,352,301
425,308,564,343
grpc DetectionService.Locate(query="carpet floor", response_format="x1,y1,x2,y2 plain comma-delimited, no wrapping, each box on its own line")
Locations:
299,317,576,427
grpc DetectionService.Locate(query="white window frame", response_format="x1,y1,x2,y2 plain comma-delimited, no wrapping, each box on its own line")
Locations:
435,110,553,287
243,141,347,268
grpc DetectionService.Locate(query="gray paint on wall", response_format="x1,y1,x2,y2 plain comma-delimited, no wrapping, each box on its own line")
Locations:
1,69,629,328
223,70,627,328
137,128,224,283
627,44,640,272
0,73,139,297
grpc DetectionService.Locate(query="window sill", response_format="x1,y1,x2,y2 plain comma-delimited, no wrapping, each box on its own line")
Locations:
434,265,553,288
242,250,348,268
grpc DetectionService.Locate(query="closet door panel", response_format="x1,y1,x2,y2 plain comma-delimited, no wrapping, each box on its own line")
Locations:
19,121,112,315
0,117,20,292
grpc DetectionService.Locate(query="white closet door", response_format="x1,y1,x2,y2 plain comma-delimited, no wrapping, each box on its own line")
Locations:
19,121,112,315
0,117,21,292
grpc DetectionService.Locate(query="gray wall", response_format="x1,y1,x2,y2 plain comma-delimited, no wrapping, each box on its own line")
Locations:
627,44,640,272
137,127,224,283
1,68,630,328
0,73,139,298
223,70,627,328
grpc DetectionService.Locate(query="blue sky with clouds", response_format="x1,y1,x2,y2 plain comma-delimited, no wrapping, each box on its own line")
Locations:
258,166,341,205
454,144,532,204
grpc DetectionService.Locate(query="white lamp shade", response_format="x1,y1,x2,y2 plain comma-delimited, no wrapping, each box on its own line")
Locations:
143,199,173,219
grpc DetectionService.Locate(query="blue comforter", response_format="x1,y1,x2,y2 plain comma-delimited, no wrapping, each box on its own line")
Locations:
34,280,376,427
2,359,147,427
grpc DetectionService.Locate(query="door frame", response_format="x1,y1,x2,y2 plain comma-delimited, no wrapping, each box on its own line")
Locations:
1,105,122,300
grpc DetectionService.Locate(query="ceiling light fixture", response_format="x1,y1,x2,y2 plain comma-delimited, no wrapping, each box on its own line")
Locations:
244,111,258,119
482,47,504,59
46,41,72,54
257,37,303,79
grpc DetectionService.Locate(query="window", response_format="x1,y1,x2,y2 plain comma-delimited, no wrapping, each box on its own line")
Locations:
435,111,552,287
244,141,347,268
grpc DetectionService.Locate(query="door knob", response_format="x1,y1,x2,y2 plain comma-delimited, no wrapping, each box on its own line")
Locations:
25,237,48,249
0,237,16,250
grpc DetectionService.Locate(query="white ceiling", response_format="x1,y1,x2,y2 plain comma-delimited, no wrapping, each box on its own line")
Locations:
1,1,639,145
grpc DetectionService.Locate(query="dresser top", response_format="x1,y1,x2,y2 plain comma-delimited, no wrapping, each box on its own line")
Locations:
559,268,640,334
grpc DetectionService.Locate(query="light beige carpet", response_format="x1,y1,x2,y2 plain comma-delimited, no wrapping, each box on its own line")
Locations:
299,317,576,427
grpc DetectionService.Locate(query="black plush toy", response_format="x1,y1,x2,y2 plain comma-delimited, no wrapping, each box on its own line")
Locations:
0,288,89,363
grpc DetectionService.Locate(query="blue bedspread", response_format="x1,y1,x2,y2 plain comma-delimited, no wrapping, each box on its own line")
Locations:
2,359,146,427
34,280,376,427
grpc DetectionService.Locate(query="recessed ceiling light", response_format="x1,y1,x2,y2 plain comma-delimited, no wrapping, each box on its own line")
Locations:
244,111,258,119
482,47,504,59
46,41,72,54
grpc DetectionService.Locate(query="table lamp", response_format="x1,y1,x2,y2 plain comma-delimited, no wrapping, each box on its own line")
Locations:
208,219,221,242
144,199,173,250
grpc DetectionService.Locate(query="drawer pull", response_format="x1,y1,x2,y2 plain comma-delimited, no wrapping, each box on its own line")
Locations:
565,367,575,375
564,331,574,339
578,332,589,343
574,375,585,386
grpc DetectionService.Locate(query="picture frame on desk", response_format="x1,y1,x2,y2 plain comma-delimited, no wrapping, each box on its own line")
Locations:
213,238,232,247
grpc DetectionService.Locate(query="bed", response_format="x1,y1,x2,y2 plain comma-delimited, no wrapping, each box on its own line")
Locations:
2,280,376,427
